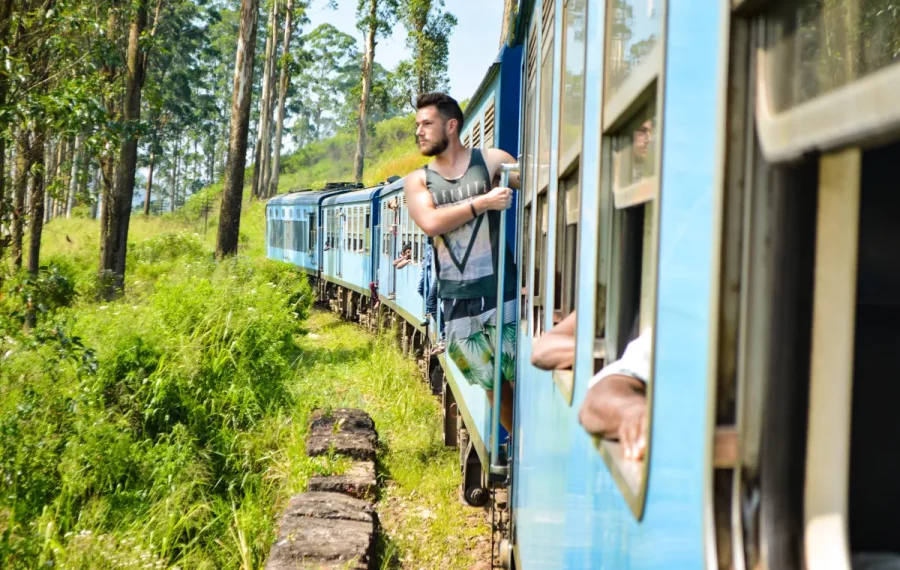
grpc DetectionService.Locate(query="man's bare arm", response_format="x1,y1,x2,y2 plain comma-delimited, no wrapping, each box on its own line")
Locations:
405,170,512,237
531,311,577,370
485,148,521,190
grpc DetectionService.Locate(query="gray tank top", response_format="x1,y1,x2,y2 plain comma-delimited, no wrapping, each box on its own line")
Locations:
424,149,516,299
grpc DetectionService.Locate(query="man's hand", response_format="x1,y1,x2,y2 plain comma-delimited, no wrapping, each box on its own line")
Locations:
480,186,514,212
578,373,648,462
617,400,647,461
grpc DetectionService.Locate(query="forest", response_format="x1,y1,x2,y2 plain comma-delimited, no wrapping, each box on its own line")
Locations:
0,0,457,293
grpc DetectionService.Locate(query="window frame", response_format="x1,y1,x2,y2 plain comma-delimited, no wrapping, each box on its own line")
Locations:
585,0,668,522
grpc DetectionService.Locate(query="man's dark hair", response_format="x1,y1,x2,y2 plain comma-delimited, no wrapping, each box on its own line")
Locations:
416,92,464,128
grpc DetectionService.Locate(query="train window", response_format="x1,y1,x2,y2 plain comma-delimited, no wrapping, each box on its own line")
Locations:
558,0,587,170
483,102,495,149
554,172,580,321
603,0,661,126
463,132,471,148
533,193,550,336
612,104,657,207
364,208,371,253
588,0,665,512
536,0,555,192
285,216,294,252
767,0,900,113
522,17,539,209
521,204,532,324
472,119,482,148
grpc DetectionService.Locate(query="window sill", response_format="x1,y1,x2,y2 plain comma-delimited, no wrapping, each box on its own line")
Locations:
551,369,573,406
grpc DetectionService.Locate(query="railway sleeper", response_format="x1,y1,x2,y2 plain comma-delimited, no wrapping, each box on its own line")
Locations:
267,408,380,570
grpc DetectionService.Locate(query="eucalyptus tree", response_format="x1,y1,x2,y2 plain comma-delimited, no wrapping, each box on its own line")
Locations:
352,0,398,183
216,0,260,258
395,0,456,108
292,23,360,142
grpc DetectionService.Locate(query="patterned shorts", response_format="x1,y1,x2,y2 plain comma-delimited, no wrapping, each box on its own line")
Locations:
443,296,517,391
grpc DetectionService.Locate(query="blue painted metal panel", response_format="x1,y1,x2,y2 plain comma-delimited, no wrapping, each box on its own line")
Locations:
511,0,727,567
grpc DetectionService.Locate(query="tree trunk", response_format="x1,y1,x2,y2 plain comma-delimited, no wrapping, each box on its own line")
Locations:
0,0,10,261
170,140,177,212
91,163,100,219
99,0,148,298
250,0,276,200
66,135,82,218
11,129,28,269
259,3,279,198
216,0,259,259
26,127,45,275
353,0,377,184
143,147,155,215
267,0,293,198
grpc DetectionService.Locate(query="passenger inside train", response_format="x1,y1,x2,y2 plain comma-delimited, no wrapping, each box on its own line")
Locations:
531,311,650,461
393,242,412,268
404,91,520,431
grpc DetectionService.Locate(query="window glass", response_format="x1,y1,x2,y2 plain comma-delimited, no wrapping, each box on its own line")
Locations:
537,36,555,191
605,0,661,100
559,0,587,166
612,103,657,190
768,0,900,112
555,172,580,319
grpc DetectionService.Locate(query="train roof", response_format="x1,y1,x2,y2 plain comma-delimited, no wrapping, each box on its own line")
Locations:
266,184,360,206
376,176,406,198
321,184,385,206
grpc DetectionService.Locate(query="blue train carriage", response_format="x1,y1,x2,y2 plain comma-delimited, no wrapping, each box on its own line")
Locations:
374,176,431,359
507,0,728,567
265,183,360,282
420,41,523,509
319,185,386,322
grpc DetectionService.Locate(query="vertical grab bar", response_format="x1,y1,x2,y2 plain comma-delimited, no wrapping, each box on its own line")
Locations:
490,163,519,478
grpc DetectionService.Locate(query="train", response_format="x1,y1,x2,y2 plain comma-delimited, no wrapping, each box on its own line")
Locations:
268,0,900,568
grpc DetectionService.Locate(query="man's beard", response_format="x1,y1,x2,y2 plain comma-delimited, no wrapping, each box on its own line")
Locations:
419,131,449,157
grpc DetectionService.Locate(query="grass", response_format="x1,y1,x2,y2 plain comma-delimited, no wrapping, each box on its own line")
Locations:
291,311,489,569
1,171,487,568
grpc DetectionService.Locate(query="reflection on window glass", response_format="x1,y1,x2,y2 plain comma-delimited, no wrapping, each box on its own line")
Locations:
613,104,657,189
559,0,587,164
768,0,900,111
606,0,661,99
537,41,554,191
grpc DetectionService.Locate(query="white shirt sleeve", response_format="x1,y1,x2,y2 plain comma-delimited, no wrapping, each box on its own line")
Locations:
588,328,652,388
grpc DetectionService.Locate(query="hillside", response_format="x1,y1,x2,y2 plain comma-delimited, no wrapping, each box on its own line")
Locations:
278,113,427,191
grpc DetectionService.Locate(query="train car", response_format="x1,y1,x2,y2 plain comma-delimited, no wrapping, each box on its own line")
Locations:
319,186,385,320
265,184,361,279
505,0,728,566
374,177,432,357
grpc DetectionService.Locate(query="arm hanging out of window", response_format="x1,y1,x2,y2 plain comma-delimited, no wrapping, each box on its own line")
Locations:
531,310,577,370
579,329,652,461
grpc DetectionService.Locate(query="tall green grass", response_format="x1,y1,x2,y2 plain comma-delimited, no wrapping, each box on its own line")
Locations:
1,230,317,568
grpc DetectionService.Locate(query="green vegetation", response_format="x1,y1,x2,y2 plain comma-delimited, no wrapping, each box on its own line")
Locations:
1,196,485,568
274,113,427,191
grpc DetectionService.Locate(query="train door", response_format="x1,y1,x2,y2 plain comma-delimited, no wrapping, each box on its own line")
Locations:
712,2,900,569
337,208,344,278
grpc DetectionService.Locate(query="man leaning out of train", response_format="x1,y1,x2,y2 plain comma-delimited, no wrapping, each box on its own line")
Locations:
404,91,520,432
531,312,651,461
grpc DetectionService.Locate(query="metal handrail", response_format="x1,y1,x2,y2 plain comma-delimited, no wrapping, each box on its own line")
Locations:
490,162,519,478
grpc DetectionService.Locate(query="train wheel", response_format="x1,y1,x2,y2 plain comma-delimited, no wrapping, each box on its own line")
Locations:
462,437,487,507
442,379,457,447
